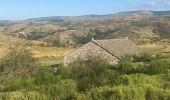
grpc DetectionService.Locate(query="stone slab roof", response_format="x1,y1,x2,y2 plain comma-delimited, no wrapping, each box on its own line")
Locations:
92,38,142,59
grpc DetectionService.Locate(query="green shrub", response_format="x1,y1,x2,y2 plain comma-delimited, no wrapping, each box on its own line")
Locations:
85,86,146,100
133,52,153,62
145,87,170,100
3,77,35,92
38,80,77,100
118,55,134,73
0,91,47,100
56,65,72,79
118,56,145,74
82,85,170,100
69,57,109,91
111,74,161,88
35,68,60,85
145,59,169,75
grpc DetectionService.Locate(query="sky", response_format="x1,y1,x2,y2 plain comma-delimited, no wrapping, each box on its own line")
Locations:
0,0,170,20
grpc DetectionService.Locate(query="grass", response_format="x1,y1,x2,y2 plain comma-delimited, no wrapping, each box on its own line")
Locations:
0,46,74,58
37,56,63,67
31,46,74,57
32,46,73,67
0,46,74,65
0,45,8,58
140,42,170,55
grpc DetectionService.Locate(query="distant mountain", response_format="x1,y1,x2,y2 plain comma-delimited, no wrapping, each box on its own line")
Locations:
25,10,170,22
27,16,64,22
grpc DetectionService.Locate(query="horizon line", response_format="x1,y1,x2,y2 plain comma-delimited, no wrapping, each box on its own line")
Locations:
0,10,170,21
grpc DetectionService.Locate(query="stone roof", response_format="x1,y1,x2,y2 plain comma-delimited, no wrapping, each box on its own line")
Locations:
92,38,142,59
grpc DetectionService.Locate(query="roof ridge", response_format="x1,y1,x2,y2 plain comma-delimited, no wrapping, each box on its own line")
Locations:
93,38,130,41
92,41,121,60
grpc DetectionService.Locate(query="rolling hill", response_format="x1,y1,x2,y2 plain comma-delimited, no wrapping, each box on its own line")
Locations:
0,10,170,46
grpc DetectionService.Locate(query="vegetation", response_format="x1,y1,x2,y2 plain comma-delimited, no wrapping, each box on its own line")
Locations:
0,45,36,75
0,50,170,100
1,10,170,100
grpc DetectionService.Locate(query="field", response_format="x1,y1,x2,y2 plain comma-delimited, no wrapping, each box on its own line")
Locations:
0,45,74,67
140,41,170,55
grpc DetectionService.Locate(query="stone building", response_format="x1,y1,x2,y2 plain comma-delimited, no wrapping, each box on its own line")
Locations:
64,38,142,66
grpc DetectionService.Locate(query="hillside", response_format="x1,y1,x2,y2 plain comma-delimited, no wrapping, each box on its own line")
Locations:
0,11,170,46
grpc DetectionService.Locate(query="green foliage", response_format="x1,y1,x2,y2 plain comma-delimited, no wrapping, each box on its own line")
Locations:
112,74,161,88
0,53,170,99
118,55,145,74
3,77,35,92
80,86,146,100
34,68,59,85
55,65,72,79
69,57,109,91
118,55,134,73
145,59,169,75
1,68,77,99
38,80,77,100
145,87,170,100
133,52,153,62
0,91,48,100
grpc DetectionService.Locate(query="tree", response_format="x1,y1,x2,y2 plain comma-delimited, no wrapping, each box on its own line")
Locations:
1,45,36,73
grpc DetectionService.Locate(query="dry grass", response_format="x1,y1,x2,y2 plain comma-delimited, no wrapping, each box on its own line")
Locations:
0,45,75,66
140,42,170,55
0,46,8,57
32,46,75,57
0,45,75,58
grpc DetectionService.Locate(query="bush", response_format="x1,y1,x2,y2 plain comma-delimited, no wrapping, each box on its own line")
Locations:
84,86,146,100
1,45,36,73
145,59,169,75
0,91,48,100
133,53,153,62
38,80,77,100
118,56,145,74
55,65,72,79
2,77,35,92
118,56,134,73
35,68,60,85
69,57,109,91
145,87,170,100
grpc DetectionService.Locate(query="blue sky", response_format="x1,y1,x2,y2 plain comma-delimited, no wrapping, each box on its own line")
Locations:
0,0,170,20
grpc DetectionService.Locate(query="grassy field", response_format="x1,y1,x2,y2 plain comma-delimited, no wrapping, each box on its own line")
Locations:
37,56,63,67
140,42,170,55
0,45,75,66
31,46,74,57
0,46,74,57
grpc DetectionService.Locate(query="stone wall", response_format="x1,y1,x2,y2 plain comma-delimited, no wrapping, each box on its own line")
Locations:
64,42,119,66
